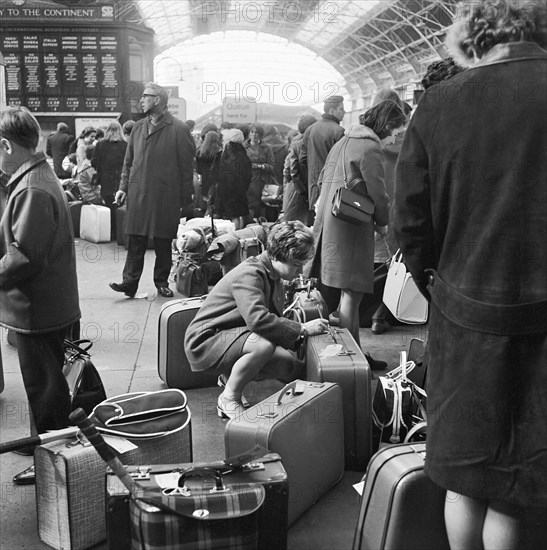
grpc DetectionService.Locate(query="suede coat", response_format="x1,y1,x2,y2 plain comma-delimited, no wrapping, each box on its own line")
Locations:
311,125,390,293
393,42,547,507
0,153,80,333
120,111,195,239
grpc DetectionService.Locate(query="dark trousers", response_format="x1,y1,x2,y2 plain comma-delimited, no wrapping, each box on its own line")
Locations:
122,234,172,290
16,329,70,435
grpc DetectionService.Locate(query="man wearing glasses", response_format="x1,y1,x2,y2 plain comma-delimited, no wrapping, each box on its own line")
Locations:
110,82,196,298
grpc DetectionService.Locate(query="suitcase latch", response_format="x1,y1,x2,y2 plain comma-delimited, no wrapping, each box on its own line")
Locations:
338,349,356,356
241,462,266,472
130,466,151,480
257,411,278,418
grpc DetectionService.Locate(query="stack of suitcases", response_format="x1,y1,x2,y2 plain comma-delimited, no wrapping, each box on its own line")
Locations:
24,264,446,549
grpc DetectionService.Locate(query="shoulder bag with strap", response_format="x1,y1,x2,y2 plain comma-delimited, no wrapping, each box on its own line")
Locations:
331,137,375,225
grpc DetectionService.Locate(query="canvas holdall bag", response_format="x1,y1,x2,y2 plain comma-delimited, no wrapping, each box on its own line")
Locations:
90,389,191,439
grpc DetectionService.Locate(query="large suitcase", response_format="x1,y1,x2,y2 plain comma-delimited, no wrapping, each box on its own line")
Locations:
306,327,373,470
224,380,345,526
157,297,219,389
352,443,450,550
80,204,111,243
35,427,192,550
106,453,289,550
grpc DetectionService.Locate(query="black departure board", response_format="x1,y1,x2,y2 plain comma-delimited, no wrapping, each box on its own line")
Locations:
2,29,122,113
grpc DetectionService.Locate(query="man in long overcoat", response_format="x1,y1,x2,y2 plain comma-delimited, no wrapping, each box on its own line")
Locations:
110,82,195,298
300,95,345,223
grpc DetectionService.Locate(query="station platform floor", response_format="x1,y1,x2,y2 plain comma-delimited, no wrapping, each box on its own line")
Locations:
0,239,428,550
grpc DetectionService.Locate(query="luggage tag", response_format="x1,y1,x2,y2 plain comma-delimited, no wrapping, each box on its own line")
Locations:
319,344,344,357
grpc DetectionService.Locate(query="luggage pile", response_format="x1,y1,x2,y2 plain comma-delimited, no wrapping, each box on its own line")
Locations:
172,219,272,298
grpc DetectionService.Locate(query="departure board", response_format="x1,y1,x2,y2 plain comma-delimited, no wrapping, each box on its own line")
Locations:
2,29,122,113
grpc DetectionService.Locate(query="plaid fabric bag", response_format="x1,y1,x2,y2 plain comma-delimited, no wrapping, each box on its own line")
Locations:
130,468,265,550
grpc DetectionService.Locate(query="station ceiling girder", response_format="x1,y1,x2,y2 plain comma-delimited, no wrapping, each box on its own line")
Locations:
133,0,460,99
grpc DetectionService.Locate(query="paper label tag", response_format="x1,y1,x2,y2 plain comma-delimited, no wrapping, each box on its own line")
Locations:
319,344,343,357
353,480,365,496
155,472,181,489
103,435,138,454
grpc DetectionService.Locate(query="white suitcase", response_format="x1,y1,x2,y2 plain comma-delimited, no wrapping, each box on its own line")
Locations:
80,205,111,243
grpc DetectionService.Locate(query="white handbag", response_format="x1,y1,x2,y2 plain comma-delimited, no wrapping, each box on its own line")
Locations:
383,251,429,324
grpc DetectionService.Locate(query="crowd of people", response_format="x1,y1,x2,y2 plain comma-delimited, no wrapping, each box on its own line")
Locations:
1,0,546,548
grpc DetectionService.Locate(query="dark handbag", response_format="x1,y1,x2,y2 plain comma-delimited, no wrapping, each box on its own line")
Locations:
63,339,107,415
130,467,265,550
175,259,208,298
331,138,374,225
372,351,427,450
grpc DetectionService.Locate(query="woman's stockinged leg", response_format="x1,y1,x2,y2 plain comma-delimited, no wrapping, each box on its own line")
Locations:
445,491,486,550
224,334,275,401
445,491,521,550
482,501,520,550
338,289,364,347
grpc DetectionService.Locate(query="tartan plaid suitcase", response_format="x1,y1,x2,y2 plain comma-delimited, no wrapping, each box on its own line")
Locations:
106,454,288,550
35,424,192,550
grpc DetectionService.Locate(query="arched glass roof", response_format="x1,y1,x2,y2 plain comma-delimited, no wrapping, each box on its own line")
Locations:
155,31,348,118
128,0,461,101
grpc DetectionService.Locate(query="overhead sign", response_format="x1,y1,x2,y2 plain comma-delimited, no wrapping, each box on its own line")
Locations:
222,98,257,124
168,97,187,121
75,117,119,137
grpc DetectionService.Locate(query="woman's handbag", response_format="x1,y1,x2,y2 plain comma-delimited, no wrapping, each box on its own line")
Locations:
63,339,107,415
90,389,191,439
383,251,429,324
331,138,374,225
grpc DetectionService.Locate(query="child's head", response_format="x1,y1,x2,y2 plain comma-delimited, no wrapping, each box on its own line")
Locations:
267,220,315,263
85,145,95,161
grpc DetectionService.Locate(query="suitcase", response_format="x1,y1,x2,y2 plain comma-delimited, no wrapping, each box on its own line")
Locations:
352,443,450,550
157,297,219,389
68,200,83,238
116,205,154,249
306,327,373,471
106,454,289,550
35,426,192,550
115,204,127,246
224,380,345,525
80,204,111,243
